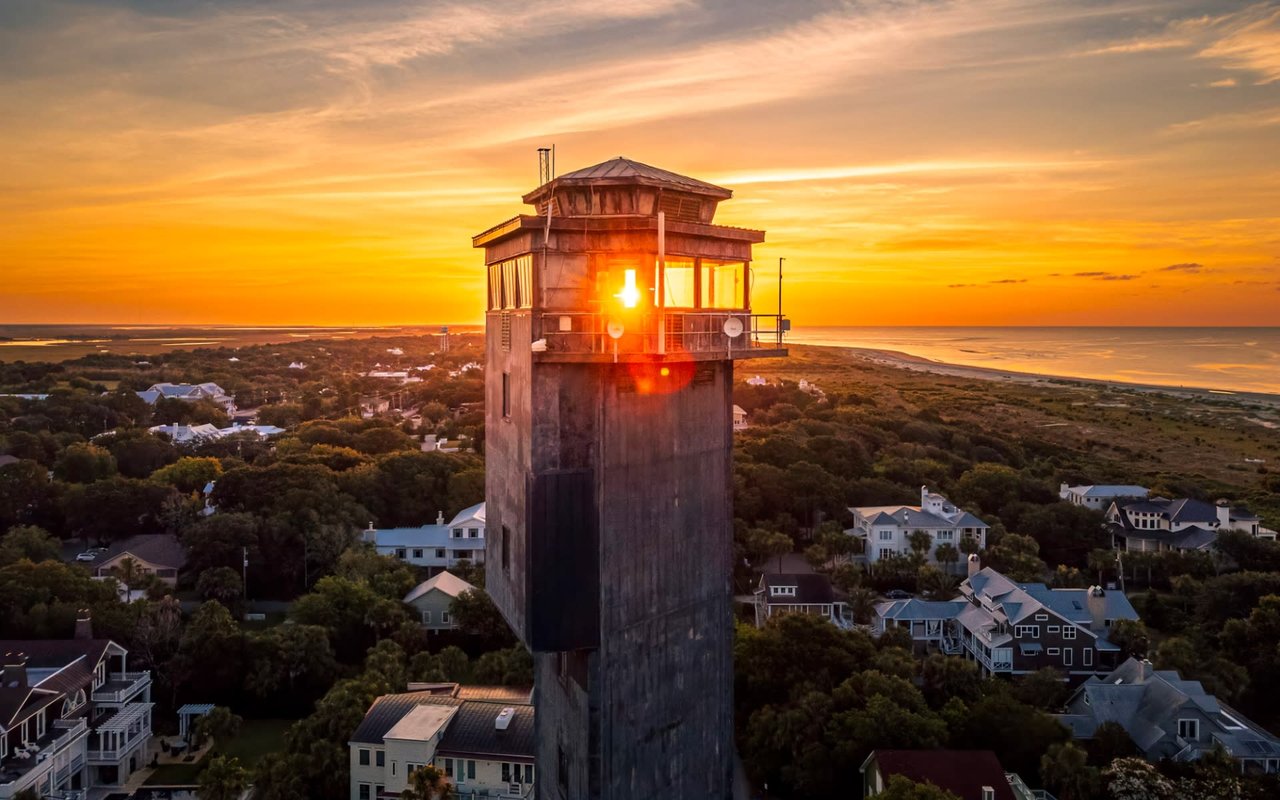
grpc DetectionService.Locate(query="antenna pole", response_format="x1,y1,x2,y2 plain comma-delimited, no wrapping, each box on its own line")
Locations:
778,257,784,346
658,211,666,356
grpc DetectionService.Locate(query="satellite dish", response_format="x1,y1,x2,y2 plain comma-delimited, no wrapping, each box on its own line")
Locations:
722,317,744,338
607,321,625,340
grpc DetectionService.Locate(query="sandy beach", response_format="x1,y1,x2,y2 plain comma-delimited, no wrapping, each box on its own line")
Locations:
839,345,1280,411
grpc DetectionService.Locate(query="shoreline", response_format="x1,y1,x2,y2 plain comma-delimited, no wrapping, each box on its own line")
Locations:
804,344,1280,410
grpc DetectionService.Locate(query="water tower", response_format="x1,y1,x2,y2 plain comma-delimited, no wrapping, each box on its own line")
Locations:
474,156,786,799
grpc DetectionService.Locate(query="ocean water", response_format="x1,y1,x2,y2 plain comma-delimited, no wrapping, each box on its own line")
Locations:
787,327,1280,396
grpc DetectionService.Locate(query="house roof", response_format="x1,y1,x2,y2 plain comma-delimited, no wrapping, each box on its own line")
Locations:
350,691,464,745
384,703,457,741
875,599,967,621
1062,658,1280,761
850,503,990,531
757,573,843,605
0,640,111,672
528,157,732,200
0,686,60,730
403,571,477,604
1068,485,1149,498
863,750,1016,800
436,700,536,761
91,534,187,571
371,503,487,549
454,686,533,703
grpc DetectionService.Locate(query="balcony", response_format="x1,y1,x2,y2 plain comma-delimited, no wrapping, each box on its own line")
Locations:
87,703,152,763
535,311,786,362
0,719,88,800
91,671,150,704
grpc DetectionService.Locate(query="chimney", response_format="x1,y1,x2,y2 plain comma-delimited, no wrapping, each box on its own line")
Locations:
437,510,445,525
1060,482,1070,499
2,652,28,689
967,553,981,579
1086,586,1106,631
74,609,93,640
921,485,929,507
1216,500,1231,529
495,707,515,731
981,787,995,800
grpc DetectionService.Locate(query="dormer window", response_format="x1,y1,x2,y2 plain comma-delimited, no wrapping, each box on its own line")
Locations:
1178,719,1199,740
452,528,463,539
770,585,796,597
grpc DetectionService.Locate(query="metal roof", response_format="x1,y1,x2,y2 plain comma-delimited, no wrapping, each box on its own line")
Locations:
545,157,732,197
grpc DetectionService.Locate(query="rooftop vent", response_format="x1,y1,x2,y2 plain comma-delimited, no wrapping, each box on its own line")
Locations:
495,707,515,731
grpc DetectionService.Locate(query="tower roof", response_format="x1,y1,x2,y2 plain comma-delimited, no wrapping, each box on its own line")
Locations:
523,157,732,204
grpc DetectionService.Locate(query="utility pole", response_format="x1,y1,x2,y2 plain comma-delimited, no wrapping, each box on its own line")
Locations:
242,547,249,603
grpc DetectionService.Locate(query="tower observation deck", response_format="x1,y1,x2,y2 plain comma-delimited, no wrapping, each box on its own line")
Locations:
475,156,787,799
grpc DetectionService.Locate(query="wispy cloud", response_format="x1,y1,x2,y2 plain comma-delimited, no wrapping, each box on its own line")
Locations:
1160,262,1207,273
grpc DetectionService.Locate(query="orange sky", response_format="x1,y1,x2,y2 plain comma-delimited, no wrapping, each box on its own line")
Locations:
1,0,1278,326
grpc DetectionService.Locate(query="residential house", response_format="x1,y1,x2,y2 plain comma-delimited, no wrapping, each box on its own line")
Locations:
363,503,486,573
149,423,285,444
1106,496,1276,552
0,613,153,797
753,573,849,629
349,685,534,799
136,382,235,411
404,572,477,631
1060,483,1150,509
848,486,990,566
861,750,1040,800
875,559,1139,678
732,405,748,431
86,534,186,590
1059,658,1280,774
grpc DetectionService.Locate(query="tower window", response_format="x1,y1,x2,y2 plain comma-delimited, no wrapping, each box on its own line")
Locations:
501,525,510,571
502,372,511,419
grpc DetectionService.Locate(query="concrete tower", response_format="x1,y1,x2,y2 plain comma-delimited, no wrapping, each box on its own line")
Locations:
474,157,786,799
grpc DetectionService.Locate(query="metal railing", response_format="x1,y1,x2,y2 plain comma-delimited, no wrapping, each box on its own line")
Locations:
91,671,150,704
538,311,785,357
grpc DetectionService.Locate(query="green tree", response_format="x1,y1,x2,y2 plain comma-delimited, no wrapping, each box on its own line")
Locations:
1039,741,1099,800
400,764,454,800
110,556,144,598
193,706,243,747
291,576,408,662
450,588,516,648
473,646,533,686
246,624,339,710
108,432,179,479
152,456,224,494
1088,548,1117,586
908,530,933,558
1108,619,1150,659
919,654,982,709
917,565,957,599
953,463,1024,515
53,442,117,483
933,542,960,574
199,755,249,800
877,775,960,800
986,533,1048,581
1103,757,1175,800
333,544,416,599
252,752,308,800
1013,667,1068,710
197,566,244,611
804,543,830,571
172,601,246,704
847,586,879,624
0,525,62,565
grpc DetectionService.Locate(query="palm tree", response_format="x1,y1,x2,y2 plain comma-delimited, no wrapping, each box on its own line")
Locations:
848,587,878,625
110,556,144,599
958,535,981,559
1087,548,1115,585
907,529,933,558
917,566,958,599
934,542,960,575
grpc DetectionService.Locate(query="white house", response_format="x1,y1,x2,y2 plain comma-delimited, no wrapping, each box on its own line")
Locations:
1106,496,1276,552
732,405,748,431
349,686,534,800
363,503,486,572
136,382,235,411
1059,483,1149,509
148,423,285,444
847,486,989,565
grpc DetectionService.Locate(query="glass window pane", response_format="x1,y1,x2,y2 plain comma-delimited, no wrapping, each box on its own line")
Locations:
701,260,743,309
657,259,696,308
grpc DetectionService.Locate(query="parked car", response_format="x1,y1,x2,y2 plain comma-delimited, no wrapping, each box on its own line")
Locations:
74,552,98,562
883,589,912,600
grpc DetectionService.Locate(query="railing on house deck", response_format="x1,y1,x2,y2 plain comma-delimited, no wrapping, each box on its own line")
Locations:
537,311,786,358
91,671,150,704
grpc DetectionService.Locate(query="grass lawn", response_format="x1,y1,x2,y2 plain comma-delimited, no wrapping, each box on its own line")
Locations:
143,719,292,786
